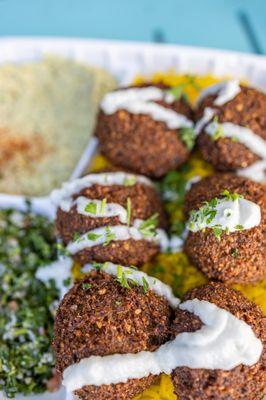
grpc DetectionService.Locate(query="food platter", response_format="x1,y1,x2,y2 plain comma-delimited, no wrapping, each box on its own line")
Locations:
0,37,265,400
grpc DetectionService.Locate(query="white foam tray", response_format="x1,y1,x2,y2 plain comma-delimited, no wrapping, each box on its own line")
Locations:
0,37,266,400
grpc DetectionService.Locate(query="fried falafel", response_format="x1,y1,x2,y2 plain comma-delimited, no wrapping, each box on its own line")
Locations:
53,269,174,400
184,174,266,284
171,282,266,400
54,172,167,266
195,83,266,174
95,84,195,178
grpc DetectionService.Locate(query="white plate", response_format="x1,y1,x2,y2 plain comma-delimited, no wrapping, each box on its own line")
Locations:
1,37,266,400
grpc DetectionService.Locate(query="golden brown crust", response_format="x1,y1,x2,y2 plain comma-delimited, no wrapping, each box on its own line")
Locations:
95,84,194,178
172,282,266,400
196,86,266,171
184,174,266,284
56,180,167,266
53,270,173,399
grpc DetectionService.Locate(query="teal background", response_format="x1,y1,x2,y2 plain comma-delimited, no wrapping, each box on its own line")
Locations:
0,0,265,54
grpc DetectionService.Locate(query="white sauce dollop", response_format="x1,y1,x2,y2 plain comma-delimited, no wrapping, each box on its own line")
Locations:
194,107,216,135
101,87,193,129
66,219,169,254
62,264,263,392
205,121,266,161
197,80,241,106
36,257,73,299
75,197,128,224
237,160,266,183
188,196,261,233
50,172,153,212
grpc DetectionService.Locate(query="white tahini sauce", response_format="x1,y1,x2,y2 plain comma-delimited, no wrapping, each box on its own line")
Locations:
66,219,169,254
50,172,153,212
205,121,266,161
101,87,193,129
197,80,241,106
75,197,128,224
237,160,266,183
62,265,263,392
194,107,216,135
82,263,180,308
188,196,261,233
36,257,73,299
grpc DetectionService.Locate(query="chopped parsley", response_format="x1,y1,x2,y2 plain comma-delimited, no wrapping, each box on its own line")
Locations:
116,265,132,289
139,214,158,238
142,277,150,294
115,266,148,294
188,191,245,241
221,189,243,202
73,231,81,242
84,202,97,214
179,127,196,150
82,282,91,290
100,198,107,214
0,207,59,398
124,176,137,187
103,226,116,246
212,116,224,141
87,232,102,241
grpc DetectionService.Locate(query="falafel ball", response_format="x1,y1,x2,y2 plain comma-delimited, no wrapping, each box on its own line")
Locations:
196,84,266,171
55,173,167,266
95,84,194,178
184,174,266,284
171,282,266,400
53,269,174,400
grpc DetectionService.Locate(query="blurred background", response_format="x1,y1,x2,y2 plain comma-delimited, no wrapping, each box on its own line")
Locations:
0,0,265,54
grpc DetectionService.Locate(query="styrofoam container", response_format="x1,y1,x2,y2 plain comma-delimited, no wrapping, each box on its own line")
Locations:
0,37,266,400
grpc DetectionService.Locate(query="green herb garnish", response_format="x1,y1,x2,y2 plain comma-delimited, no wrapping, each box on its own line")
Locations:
116,265,131,289
124,176,137,186
139,214,158,238
235,224,244,231
103,226,116,246
73,232,81,242
179,127,196,150
127,197,132,226
221,189,243,202
100,198,107,214
87,232,102,241
85,202,97,214
82,282,91,290
212,225,223,241
142,277,149,294
212,116,224,141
